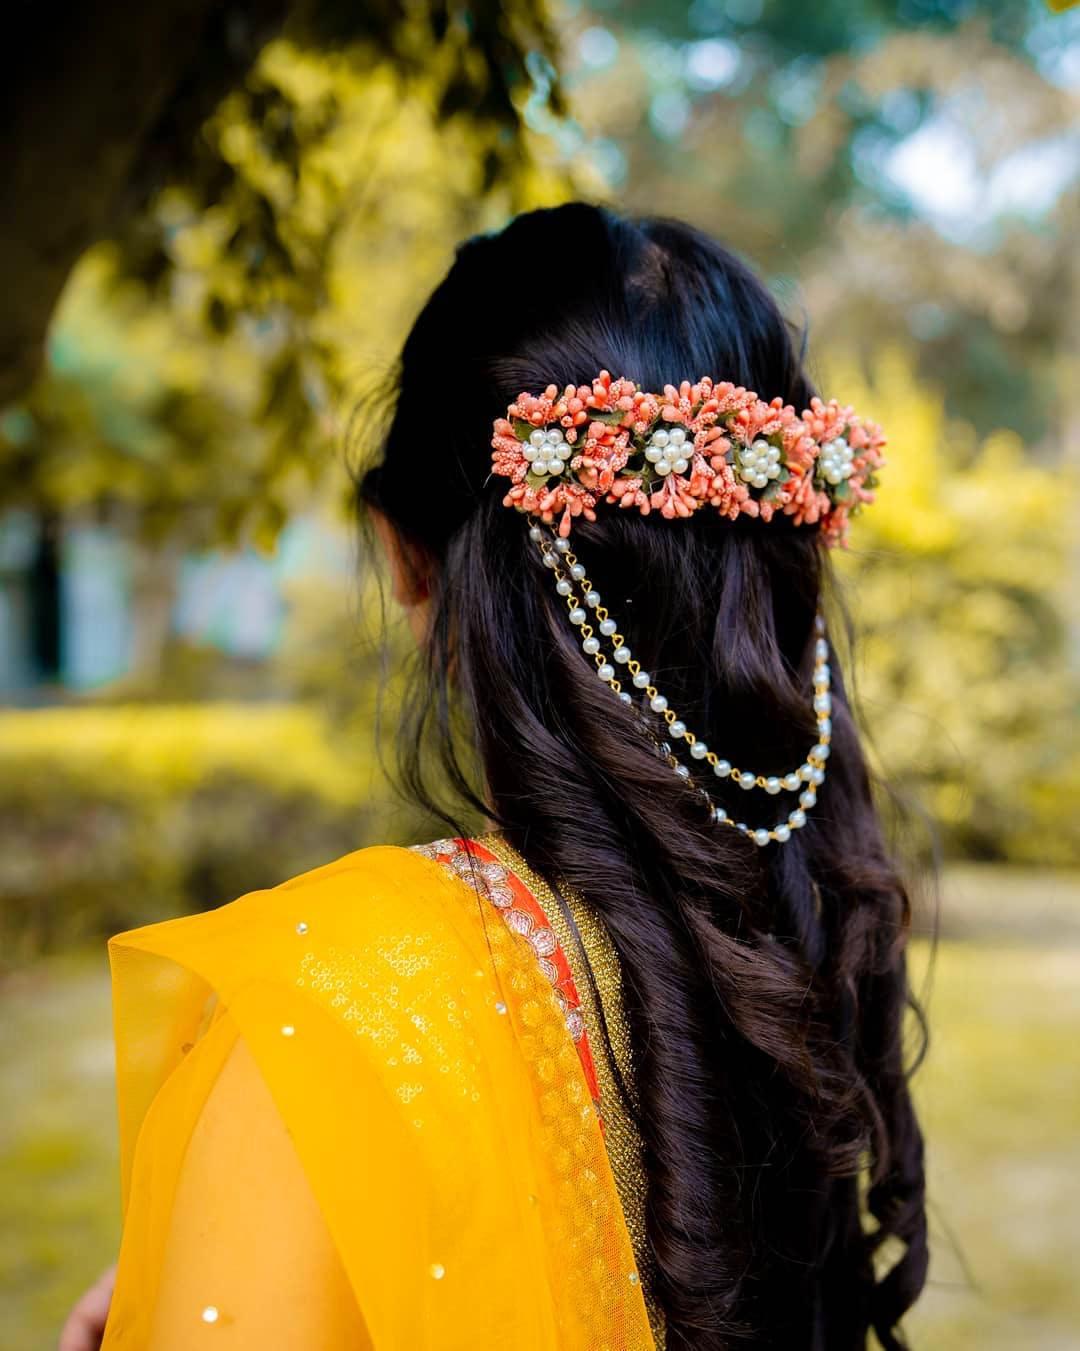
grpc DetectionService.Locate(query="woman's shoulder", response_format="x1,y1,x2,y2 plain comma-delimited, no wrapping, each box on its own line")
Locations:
107,841,488,992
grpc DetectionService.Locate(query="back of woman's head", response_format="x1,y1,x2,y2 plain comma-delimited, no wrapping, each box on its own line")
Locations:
360,202,927,1350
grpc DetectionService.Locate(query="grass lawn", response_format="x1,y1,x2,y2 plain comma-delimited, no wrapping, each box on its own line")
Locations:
2,883,1079,1349
907,938,1080,1348
0,951,119,1351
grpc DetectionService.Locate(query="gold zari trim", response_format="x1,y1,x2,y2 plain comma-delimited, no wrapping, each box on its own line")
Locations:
480,833,666,1349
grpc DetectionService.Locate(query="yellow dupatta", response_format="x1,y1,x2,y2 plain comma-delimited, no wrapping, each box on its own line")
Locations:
102,843,656,1349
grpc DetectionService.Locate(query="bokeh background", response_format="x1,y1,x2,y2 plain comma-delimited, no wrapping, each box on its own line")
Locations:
2,2,1079,1347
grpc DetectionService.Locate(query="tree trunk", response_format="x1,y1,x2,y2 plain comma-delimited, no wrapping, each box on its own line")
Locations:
0,0,230,404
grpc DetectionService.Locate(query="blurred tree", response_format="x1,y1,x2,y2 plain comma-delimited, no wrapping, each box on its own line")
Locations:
1,0,1075,871
0,31,574,547
0,0,561,405
8,1,1074,535
564,1,1078,443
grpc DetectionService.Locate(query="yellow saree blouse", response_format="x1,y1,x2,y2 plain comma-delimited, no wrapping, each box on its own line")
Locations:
102,838,660,1349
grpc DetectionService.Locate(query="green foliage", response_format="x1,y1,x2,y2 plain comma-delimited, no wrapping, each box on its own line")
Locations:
828,349,1079,864
1,0,562,404
566,3,1077,442
0,704,429,962
111,0,563,247
0,33,574,544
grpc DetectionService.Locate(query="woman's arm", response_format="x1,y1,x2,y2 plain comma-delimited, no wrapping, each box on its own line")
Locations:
145,1029,370,1349
100,1016,371,1350
59,1267,115,1351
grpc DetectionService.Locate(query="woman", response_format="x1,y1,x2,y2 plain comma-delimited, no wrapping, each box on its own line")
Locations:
68,203,927,1350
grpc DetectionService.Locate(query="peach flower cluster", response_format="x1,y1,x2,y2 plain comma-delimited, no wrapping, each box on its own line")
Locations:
490,370,884,545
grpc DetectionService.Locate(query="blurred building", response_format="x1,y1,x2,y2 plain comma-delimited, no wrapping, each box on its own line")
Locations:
0,511,342,698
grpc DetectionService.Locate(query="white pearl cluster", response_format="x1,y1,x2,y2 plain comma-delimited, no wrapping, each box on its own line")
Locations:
530,524,833,847
818,436,854,486
523,426,573,477
643,425,690,478
734,437,783,489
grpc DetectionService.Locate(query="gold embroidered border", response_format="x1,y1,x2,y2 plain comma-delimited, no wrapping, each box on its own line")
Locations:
478,834,665,1349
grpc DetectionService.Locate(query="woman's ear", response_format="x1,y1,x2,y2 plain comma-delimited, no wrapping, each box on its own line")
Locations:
370,509,432,609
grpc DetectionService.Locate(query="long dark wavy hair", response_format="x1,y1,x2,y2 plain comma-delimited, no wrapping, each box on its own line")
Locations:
358,203,928,1350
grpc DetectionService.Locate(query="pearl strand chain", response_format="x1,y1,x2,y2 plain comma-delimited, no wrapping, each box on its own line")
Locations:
529,525,833,847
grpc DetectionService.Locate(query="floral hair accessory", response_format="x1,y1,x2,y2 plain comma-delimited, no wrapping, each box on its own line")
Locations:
490,370,884,546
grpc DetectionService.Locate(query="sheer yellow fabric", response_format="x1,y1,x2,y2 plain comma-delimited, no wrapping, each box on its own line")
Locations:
102,845,655,1350
142,1019,370,1348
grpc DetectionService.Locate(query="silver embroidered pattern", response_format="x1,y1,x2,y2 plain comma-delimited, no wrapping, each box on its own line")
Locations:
411,839,585,1043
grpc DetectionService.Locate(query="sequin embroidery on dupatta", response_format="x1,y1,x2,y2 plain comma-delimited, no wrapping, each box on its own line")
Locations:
410,836,602,1121
412,835,665,1347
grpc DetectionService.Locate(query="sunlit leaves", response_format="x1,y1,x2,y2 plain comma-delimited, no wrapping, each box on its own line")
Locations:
829,349,1078,863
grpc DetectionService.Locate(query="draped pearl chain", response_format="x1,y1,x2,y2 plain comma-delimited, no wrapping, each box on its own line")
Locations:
529,525,833,847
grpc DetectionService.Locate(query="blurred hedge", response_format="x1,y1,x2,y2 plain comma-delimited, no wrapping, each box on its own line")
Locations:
0,704,404,963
